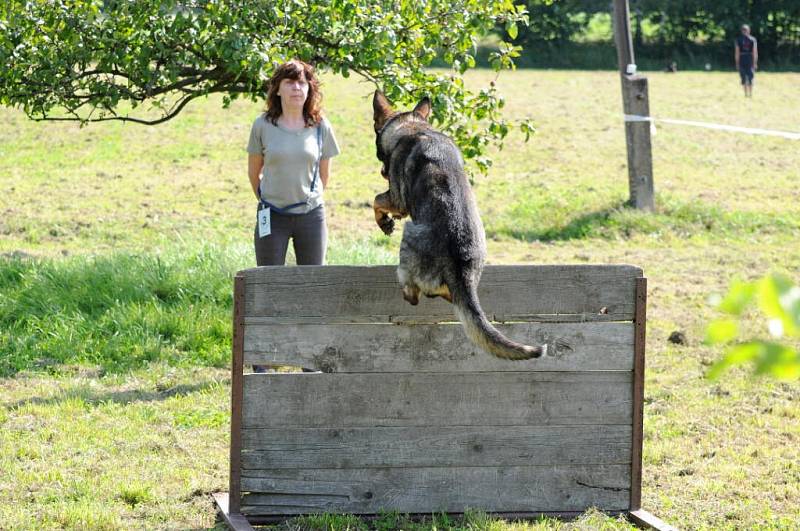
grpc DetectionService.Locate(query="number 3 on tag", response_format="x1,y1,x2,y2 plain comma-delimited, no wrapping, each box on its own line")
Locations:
258,208,271,238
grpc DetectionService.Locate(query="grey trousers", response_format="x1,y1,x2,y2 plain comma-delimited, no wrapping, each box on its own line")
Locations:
253,205,327,266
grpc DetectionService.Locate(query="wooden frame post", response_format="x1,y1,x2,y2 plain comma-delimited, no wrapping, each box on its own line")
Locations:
631,277,646,511
214,275,254,531
626,278,677,531
613,0,655,211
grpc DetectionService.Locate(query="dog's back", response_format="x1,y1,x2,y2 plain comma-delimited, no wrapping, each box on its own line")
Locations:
373,91,545,360
394,127,484,262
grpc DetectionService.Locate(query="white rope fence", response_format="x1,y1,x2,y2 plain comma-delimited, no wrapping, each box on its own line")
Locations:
624,114,800,140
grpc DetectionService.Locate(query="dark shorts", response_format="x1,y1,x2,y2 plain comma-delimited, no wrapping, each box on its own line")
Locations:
739,58,755,85
253,205,327,266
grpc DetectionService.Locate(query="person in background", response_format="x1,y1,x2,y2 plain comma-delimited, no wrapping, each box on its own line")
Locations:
246,60,340,372
735,24,758,98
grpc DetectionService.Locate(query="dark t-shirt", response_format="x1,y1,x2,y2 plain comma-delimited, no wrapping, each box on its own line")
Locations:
736,35,756,69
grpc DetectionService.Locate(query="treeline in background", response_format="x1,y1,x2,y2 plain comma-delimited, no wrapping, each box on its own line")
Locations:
491,0,800,70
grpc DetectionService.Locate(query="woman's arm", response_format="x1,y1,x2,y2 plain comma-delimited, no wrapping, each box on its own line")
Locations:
248,154,264,199
320,158,331,189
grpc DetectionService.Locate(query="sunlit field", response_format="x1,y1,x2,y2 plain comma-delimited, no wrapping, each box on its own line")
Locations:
1,70,798,530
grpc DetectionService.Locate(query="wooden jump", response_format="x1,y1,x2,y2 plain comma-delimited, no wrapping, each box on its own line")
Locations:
214,265,674,530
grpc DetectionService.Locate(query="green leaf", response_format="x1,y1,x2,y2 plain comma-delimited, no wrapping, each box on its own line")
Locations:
753,342,800,380
506,21,518,40
707,342,761,380
757,274,799,336
705,319,739,345
717,279,756,315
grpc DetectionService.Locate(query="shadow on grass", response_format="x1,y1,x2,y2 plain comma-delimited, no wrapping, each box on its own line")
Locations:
490,195,800,243
7,380,223,410
492,200,630,242
543,202,628,242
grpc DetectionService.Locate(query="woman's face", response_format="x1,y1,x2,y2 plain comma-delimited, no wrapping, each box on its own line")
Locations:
278,71,309,107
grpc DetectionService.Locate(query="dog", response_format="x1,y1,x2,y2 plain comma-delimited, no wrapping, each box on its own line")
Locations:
372,90,546,360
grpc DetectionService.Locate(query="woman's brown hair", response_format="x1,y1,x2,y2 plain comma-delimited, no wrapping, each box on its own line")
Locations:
264,60,322,127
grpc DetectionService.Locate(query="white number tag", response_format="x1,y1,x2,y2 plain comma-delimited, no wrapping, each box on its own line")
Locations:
258,207,271,238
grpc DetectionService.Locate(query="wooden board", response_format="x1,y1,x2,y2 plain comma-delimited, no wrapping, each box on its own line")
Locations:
241,265,642,322
243,322,634,372
239,465,631,514
213,492,255,531
241,372,632,428
240,425,632,469
628,509,679,530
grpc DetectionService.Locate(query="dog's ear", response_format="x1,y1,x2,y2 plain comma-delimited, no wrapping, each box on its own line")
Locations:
373,90,394,132
413,97,432,121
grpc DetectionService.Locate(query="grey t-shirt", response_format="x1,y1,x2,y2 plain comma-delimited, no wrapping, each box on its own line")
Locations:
247,115,340,213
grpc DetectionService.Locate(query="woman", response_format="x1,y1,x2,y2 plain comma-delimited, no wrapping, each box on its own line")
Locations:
247,60,340,266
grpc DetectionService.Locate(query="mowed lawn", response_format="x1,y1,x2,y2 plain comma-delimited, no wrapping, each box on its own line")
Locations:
1,70,799,530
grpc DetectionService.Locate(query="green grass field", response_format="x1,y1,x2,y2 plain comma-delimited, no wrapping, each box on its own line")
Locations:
1,69,799,530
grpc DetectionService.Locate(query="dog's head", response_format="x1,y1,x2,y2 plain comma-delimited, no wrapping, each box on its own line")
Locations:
372,90,431,179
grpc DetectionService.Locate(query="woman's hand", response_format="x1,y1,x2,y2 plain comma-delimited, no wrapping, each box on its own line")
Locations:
319,158,331,190
248,154,264,199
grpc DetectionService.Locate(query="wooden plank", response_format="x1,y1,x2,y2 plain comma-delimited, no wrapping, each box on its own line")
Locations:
240,425,632,469
245,511,628,525
239,465,631,514
242,313,631,324
229,275,245,514
240,265,642,322
630,277,647,510
213,492,255,531
241,372,633,428
243,322,634,372
628,509,679,531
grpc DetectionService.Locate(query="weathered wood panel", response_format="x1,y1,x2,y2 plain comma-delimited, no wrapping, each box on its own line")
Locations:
241,265,642,322
229,275,245,514
240,425,632,469
239,465,631,514
243,322,634,372
241,372,632,428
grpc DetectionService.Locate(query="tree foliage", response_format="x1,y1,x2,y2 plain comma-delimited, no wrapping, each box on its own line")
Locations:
0,0,532,173
514,0,800,67
706,274,800,381
513,0,800,59
637,0,800,50
510,0,606,45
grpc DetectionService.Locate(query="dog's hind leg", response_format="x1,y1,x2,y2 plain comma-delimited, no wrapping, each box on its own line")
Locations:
438,285,452,303
397,261,421,305
402,283,421,305
398,221,448,305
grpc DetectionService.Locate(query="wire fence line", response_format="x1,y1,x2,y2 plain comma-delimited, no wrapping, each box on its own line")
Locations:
624,114,800,140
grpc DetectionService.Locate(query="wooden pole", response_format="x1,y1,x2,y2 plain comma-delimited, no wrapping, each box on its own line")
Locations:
613,0,654,211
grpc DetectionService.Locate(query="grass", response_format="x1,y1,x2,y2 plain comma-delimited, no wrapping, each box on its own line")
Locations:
1,69,799,529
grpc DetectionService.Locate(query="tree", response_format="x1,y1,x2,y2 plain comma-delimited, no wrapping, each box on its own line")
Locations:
512,0,608,45
0,0,533,173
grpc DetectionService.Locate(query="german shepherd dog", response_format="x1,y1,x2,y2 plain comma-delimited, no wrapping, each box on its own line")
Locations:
372,91,546,360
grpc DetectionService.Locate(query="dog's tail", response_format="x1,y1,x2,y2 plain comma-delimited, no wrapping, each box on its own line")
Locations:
448,272,546,361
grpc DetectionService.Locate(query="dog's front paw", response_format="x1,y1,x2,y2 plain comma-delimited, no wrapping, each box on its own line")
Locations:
378,215,395,235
